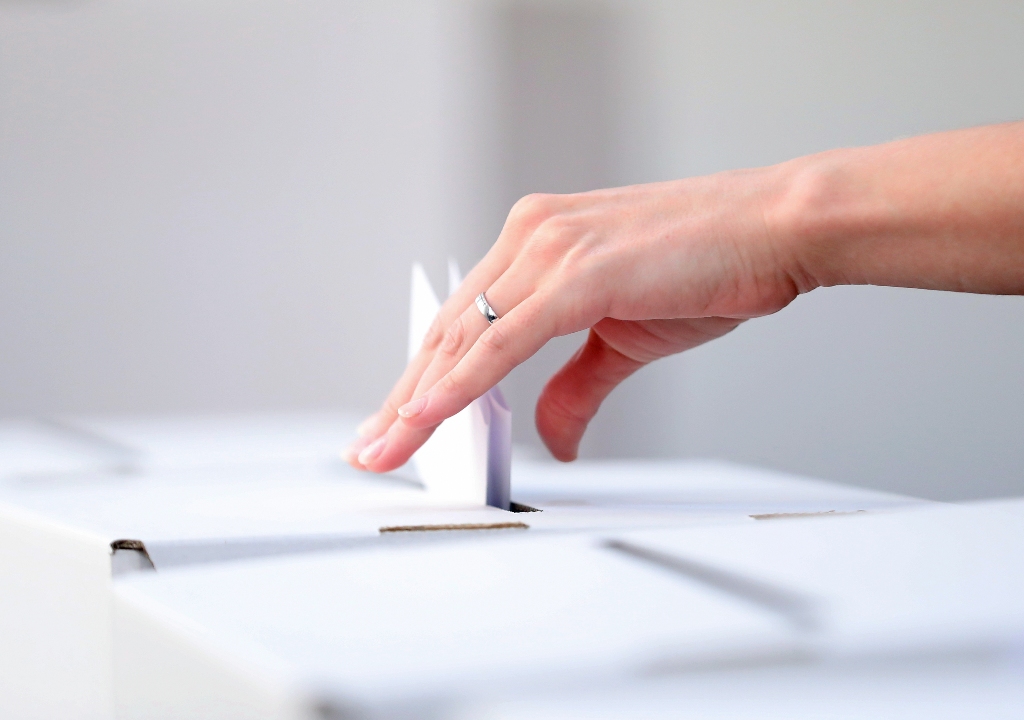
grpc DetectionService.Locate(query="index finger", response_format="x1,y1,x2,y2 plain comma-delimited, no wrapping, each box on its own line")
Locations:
348,198,553,450
397,290,566,430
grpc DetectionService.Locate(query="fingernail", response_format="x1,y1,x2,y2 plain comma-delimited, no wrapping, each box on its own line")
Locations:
397,396,427,419
357,435,387,465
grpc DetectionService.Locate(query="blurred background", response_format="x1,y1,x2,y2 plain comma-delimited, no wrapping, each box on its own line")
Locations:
2,0,1023,501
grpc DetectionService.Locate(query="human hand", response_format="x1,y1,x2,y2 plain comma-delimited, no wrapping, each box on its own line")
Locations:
345,166,809,471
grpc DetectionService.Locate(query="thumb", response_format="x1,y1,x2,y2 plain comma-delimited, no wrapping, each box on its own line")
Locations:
535,327,644,461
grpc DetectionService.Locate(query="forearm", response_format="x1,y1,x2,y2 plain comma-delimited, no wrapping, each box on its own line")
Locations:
771,122,1024,295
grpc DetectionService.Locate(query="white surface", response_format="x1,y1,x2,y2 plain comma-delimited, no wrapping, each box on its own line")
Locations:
613,498,1024,657
513,459,918,515
0,412,928,582
111,499,1024,718
68,412,363,470
112,533,796,716
452,653,1024,720
0,461,506,552
0,419,125,478
0,418,922,567
0,503,114,720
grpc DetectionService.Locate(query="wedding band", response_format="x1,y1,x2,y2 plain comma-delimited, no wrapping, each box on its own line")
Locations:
475,292,499,324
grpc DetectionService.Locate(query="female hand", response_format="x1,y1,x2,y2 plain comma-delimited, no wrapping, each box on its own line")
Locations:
344,163,810,471
345,122,1024,473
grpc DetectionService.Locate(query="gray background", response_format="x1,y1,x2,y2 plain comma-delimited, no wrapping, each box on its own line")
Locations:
2,0,1023,500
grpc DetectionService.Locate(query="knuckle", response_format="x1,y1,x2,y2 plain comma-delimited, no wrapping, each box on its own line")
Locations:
439,317,466,356
436,371,468,404
381,396,403,417
526,216,579,262
541,388,591,425
510,193,556,223
477,322,511,355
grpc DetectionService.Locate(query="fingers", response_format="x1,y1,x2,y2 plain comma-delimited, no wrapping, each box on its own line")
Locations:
341,346,434,467
402,254,542,410
535,328,645,461
359,292,562,472
358,304,493,472
407,291,562,424
344,196,561,470
342,255,510,470
347,269,523,471
535,316,744,461
351,419,439,471
408,303,493,409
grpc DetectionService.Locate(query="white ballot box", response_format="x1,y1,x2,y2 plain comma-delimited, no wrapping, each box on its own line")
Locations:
110,500,1024,720
0,413,924,719
456,498,1024,720
607,498,1024,658
111,533,799,719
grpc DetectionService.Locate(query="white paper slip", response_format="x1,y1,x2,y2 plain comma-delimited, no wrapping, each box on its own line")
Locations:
111,532,799,718
609,499,1024,658
408,262,511,509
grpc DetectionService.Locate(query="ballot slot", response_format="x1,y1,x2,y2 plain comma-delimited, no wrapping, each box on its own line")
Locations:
378,521,530,533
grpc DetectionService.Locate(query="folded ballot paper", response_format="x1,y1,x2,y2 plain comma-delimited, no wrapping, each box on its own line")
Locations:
407,261,511,509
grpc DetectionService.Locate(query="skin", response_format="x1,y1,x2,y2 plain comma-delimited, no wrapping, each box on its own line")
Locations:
345,121,1024,472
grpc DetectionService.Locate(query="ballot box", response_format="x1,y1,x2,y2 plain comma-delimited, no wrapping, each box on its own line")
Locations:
455,499,1024,720
0,413,923,719
111,532,798,719
607,497,1024,658
109,500,1024,720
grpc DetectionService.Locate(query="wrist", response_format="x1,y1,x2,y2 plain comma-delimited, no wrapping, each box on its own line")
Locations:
755,124,1024,299
763,147,870,292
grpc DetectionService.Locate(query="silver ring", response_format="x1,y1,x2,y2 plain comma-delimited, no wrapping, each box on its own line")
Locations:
475,292,499,324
